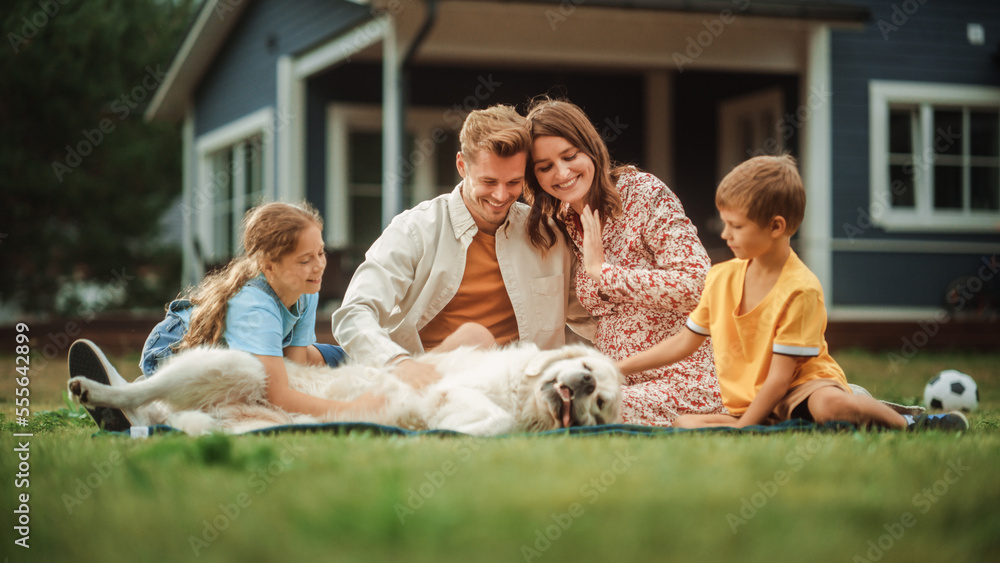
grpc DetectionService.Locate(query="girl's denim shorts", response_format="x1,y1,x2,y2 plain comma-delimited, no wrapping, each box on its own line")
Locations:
139,299,191,376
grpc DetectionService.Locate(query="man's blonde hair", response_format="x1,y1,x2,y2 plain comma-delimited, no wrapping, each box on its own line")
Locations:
716,154,805,235
459,105,531,162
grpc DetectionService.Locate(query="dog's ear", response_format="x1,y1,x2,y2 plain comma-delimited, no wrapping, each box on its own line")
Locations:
524,346,590,377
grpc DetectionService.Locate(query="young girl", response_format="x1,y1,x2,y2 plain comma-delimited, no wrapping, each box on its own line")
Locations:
523,98,726,426
69,201,381,431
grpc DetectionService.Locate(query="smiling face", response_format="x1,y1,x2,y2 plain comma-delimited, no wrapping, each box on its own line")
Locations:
262,224,327,308
530,135,596,215
457,150,527,234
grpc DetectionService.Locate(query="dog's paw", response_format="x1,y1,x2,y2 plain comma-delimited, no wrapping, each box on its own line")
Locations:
68,377,109,406
68,377,91,404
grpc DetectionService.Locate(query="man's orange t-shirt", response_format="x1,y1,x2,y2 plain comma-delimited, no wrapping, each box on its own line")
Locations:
418,230,519,350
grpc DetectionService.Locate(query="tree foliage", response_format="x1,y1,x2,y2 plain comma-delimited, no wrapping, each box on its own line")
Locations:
0,0,197,314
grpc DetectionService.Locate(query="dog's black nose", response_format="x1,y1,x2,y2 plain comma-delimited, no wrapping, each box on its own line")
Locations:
563,372,596,396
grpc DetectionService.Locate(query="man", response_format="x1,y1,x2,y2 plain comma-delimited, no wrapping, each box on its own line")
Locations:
332,105,588,385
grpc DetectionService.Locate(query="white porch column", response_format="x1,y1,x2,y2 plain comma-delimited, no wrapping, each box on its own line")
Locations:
326,105,350,248
181,111,201,286
277,55,306,202
382,13,403,228
800,24,833,299
290,14,389,244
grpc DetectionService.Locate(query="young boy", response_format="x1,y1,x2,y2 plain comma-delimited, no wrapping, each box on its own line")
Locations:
618,155,967,431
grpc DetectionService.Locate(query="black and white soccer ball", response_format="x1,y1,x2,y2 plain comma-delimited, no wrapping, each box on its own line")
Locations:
923,370,979,412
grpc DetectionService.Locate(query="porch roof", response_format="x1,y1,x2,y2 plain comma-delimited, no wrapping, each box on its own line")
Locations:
145,0,250,123
466,0,871,22
145,0,870,123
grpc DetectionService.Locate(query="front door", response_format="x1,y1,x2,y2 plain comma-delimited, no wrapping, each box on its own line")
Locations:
716,87,785,182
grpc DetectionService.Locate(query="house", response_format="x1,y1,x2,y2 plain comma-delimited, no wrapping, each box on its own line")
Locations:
145,0,1000,324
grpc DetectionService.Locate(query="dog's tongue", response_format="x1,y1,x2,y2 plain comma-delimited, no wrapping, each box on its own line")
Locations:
559,386,572,428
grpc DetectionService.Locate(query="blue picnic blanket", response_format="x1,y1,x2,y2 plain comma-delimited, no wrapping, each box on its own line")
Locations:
100,419,859,437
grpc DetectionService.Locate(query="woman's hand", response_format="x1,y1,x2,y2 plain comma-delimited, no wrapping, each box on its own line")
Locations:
579,205,606,282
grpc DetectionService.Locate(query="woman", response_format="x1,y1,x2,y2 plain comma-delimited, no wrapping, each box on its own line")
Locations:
524,98,724,426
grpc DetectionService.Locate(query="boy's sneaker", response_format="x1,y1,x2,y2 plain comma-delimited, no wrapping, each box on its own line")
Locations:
906,411,969,432
68,339,143,431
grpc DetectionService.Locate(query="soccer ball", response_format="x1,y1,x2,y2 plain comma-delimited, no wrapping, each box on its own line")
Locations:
923,370,979,412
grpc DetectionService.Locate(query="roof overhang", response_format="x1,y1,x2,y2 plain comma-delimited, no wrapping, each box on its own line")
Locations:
146,0,869,123
359,0,869,73
145,0,250,122
466,0,871,22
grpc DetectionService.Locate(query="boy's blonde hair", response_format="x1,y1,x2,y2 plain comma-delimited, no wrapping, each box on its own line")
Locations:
716,154,805,235
459,104,531,162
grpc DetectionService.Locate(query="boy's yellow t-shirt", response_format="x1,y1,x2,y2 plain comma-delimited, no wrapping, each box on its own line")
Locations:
686,249,850,415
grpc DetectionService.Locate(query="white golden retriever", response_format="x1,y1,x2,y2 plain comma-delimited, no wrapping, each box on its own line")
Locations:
68,343,623,436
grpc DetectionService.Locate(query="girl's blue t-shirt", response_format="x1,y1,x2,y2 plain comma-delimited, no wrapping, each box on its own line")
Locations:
177,276,318,357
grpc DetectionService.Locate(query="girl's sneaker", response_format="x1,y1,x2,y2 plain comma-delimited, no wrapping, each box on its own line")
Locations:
68,339,143,431
906,412,969,432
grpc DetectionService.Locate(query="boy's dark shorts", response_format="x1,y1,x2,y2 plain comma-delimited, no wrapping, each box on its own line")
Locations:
770,378,851,423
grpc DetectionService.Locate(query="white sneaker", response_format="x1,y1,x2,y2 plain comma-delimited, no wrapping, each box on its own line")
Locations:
68,339,149,429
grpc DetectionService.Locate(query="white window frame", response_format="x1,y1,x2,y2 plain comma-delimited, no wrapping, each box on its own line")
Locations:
194,107,275,262
869,80,1000,233
325,103,460,248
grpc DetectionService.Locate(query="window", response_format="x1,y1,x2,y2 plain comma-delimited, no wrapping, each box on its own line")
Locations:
326,104,461,256
870,81,1000,232
195,108,275,264
207,135,265,258
210,148,234,257
346,130,416,248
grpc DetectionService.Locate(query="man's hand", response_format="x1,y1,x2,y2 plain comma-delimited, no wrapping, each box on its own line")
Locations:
394,359,441,390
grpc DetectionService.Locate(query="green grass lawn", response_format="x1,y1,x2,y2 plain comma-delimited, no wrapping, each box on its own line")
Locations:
1,349,998,562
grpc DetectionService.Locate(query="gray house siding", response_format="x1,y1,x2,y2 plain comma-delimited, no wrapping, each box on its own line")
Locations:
832,252,995,308
194,0,371,137
829,0,1000,307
